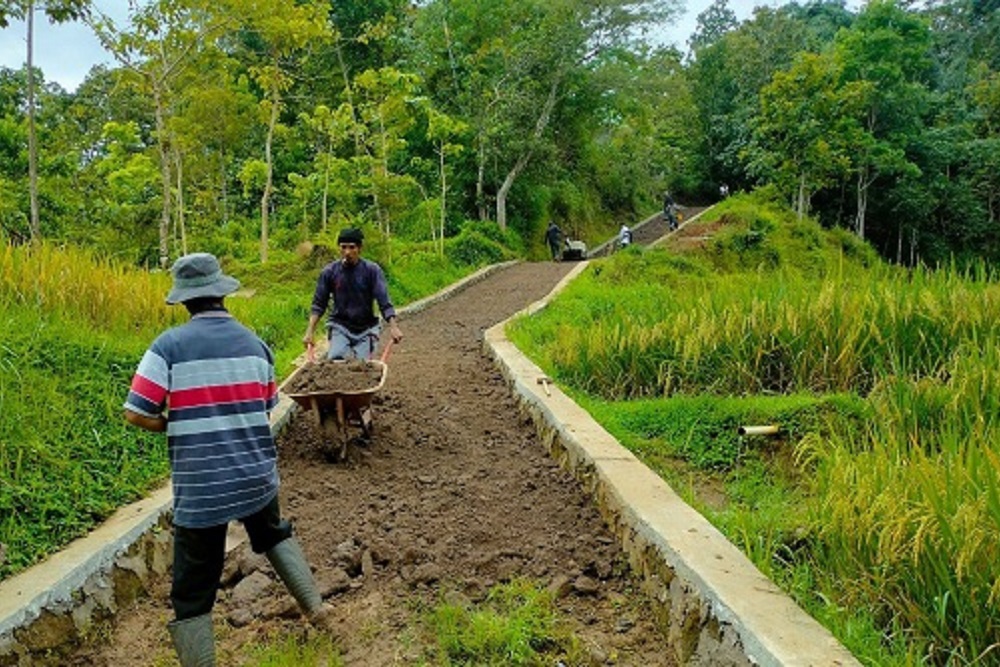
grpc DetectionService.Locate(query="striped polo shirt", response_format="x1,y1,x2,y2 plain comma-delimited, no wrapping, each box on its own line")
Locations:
124,311,279,528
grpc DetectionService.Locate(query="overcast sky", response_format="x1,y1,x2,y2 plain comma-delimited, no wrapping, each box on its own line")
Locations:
0,0,786,93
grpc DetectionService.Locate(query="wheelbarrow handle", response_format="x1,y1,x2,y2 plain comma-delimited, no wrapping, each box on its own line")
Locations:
379,339,395,364
306,342,316,363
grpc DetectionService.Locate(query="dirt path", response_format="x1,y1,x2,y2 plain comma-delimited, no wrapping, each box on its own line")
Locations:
589,206,708,258
72,260,677,666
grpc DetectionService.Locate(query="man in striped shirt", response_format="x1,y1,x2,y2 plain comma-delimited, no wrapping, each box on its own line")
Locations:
124,253,335,666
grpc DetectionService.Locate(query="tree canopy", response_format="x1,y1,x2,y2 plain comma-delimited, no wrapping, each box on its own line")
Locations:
0,0,997,266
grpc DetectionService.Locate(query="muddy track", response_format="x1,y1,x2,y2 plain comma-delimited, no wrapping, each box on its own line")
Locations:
72,260,677,666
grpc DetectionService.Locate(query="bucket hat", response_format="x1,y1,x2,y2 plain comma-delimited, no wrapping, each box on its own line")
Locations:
165,253,241,304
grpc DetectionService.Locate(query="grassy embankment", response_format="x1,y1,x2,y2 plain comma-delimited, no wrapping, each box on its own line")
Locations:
507,191,1000,666
0,222,518,583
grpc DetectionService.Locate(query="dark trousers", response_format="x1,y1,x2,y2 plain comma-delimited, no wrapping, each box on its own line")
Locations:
171,495,292,621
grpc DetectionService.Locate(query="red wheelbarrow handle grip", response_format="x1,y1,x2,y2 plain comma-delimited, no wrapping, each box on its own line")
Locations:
379,339,395,364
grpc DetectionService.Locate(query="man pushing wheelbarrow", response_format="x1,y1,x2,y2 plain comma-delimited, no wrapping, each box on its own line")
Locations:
298,228,403,460
302,228,403,361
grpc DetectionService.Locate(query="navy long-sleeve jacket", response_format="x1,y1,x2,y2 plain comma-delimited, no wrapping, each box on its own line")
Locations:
310,259,396,333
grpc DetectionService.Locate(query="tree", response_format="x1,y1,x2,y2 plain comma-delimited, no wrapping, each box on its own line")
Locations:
351,67,422,240
425,107,466,254
299,103,356,234
2,0,90,242
688,6,817,192
225,0,331,263
747,52,866,218
88,0,236,267
689,0,738,52
414,0,679,230
834,0,932,239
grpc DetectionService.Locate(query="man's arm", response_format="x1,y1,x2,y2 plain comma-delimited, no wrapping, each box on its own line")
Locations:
304,266,333,348
124,408,167,432
303,312,323,347
385,315,403,343
371,264,403,343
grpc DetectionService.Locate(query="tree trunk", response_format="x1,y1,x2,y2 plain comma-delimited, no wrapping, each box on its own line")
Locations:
152,83,172,269
439,143,447,255
173,144,187,255
796,172,807,220
260,92,279,264
496,78,560,231
26,1,40,242
855,165,869,240
220,148,229,225
376,114,389,235
896,221,902,265
476,137,487,221
496,153,529,232
321,142,330,233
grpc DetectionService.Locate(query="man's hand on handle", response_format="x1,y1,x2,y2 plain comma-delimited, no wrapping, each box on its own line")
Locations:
303,313,322,361
388,318,403,344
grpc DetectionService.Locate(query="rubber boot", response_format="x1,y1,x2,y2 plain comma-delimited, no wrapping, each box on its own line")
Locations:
266,538,338,633
167,613,215,667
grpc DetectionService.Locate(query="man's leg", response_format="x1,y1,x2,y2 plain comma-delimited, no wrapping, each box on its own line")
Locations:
169,523,227,666
351,324,381,361
326,324,353,360
243,497,338,634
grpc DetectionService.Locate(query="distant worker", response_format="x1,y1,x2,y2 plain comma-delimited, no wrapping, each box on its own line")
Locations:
545,221,563,261
618,224,633,249
124,253,337,667
663,191,678,231
720,183,730,199
303,227,403,361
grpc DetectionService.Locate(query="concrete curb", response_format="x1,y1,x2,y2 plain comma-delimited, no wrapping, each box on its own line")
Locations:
482,265,861,666
0,258,518,665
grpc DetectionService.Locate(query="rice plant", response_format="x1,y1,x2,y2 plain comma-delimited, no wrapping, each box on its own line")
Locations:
509,196,1000,664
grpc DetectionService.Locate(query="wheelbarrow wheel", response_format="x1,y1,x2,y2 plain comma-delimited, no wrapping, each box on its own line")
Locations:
322,436,350,463
309,397,351,463
357,407,374,445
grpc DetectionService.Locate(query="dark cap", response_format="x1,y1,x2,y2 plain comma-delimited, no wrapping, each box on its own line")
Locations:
338,228,364,245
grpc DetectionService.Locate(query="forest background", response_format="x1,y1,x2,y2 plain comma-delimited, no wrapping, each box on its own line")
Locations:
0,0,997,269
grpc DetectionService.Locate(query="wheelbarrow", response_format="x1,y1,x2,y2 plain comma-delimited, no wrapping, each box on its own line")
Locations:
286,343,392,462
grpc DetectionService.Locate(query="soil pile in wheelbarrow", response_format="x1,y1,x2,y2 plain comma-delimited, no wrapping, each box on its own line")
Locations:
284,359,384,394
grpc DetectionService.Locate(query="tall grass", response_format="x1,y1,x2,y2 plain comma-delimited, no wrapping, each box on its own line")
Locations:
518,261,1000,402
0,241,181,334
508,196,1000,664
0,243,174,577
0,228,515,582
